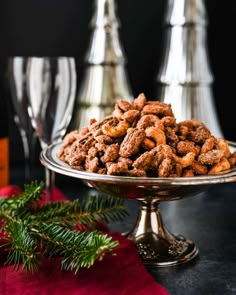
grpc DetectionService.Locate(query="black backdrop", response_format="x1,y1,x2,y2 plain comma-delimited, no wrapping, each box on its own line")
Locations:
0,0,235,165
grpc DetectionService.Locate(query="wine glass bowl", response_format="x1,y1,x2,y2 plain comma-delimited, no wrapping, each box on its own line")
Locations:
8,57,36,182
27,57,77,148
26,57,77,199
40,141,236,267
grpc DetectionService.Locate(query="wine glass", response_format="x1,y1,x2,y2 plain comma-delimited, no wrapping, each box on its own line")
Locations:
7,57,37,183
26,57,77,201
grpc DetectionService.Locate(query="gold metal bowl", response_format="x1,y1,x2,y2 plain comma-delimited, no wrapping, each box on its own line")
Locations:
40,142,236,267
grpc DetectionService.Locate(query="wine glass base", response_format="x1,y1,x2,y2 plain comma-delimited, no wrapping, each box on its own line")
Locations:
128,232,199,267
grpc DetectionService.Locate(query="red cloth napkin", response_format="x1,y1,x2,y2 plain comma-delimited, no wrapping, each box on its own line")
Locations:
0,185,169,295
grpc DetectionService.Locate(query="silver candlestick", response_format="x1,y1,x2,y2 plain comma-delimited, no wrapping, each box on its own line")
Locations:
70,0,133,131
157,0,223,138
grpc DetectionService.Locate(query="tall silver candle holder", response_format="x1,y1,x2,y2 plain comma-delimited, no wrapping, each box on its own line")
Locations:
157,0,223,138
70,0,133,131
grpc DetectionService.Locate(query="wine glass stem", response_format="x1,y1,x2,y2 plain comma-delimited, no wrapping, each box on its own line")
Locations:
45,167,55,202
20,129,34,183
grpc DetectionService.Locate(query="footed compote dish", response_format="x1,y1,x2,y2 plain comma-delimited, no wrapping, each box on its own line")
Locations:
40,141,236,267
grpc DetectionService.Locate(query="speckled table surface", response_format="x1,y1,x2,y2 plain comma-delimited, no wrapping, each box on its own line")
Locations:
11,167,236,295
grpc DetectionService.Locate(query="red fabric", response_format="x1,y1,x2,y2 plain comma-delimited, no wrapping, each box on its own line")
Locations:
0,185,169,295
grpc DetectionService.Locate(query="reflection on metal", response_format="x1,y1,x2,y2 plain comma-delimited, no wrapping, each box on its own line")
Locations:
70,0,133,131
157,0,223,137
40,141,236,267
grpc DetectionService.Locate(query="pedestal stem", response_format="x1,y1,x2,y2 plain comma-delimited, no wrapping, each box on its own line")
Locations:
127,198,198,267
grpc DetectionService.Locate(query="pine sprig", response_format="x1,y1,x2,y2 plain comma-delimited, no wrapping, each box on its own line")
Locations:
0,181,128,273
21,195,127,227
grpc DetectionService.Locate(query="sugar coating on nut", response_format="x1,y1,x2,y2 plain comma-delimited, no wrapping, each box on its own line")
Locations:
58,93,235,177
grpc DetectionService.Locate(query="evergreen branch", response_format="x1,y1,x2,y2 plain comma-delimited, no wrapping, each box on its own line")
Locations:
31,223,117,273
0,181,128,273
0,181,43,214
21,195,128,227
5,221,40,272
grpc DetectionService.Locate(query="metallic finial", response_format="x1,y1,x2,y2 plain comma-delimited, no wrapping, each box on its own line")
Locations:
69,0,133,131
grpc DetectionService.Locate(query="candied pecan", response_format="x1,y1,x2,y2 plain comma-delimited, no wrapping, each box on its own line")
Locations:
102,117,130,138
71,165,84,171
95,142,107,152
95,135,113,144
85,156,100,173
101,144,120,163
133,151,153,170
198,149,225,165
201,136,215,154
63,130,83,145
57,145,67,161
112,107,123,120
88,146,99,158
125,169,147,177
132,93,146,111
228,154,236,168
171,162,183,177
182,168,195,177
119,128,146,157
165,127,179,148
161,116,176,127
208,158,230,175
177,140,199,156
68,150,87,167
177,125,189,140
152,144,173,159
188,125,211,144
117,157,133,167
192,161,208,175
89,118,97,125
107,162,128,175
88,115,113,132
158,158,173,177
215,138,231,158
117,99,132,112
97,168,107,174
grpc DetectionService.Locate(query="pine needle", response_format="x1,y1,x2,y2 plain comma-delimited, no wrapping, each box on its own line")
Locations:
0,181,128,273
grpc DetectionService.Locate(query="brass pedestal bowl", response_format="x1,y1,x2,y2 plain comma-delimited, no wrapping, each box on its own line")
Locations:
40,142,236,267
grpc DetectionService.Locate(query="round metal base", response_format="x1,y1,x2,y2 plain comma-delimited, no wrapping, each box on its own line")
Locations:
132,233,199,267
127,200,199,267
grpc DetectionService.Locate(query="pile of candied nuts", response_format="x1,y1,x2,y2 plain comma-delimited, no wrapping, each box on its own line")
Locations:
58,93,236,177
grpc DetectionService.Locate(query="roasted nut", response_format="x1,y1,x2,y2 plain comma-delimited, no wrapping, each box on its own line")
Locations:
192,161,208,175
101,144,120,163
132,93,146,110
121,109,140,123
58,93,235,177
136,114,161,129
198,149,225,165
102,118,130,138
145,126,166,145
208,158,231,175
133,151,153,170
177,140,199,156
158,158,173,177
201,136,215,154
172,152,195,168
119,128,145,157
215,138,231,158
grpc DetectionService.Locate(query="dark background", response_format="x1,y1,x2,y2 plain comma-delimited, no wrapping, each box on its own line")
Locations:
0,0,235,167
